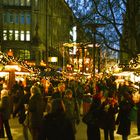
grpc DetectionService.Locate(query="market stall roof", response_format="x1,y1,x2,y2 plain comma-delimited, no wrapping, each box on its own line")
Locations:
113,71,133,77
0,71,9,77
1,61,33,73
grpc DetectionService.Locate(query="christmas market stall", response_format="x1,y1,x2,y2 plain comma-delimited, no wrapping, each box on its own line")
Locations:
0,61,32,90
0,51,34,89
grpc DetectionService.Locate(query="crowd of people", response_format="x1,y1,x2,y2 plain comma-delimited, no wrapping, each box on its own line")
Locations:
82,76,140,140
0,74,139,140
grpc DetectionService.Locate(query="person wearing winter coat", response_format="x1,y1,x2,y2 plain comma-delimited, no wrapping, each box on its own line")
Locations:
13,86,31,140
39,98,75,140
85,93,102,140
100,94,118,140
0,85,13,140
63,89,80,134
116,92,134,140
28,85,44,140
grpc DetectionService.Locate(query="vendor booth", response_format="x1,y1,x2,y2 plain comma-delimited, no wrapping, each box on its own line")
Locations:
0,61,32,89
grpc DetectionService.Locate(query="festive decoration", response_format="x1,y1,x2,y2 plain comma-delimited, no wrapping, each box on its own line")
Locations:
0,51,34,72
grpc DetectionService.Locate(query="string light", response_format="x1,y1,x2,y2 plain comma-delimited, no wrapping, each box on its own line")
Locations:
0,51,38,72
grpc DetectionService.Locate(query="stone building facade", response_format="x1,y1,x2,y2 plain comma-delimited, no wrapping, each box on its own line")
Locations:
0,0,74,66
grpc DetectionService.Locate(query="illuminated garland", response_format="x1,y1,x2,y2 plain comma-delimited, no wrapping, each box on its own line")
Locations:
0,51,36,72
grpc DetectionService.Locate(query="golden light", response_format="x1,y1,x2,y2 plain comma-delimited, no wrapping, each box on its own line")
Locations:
7,49,13,57
15,72,30,75
85,58,90,64
87,44,99,48
48,57,58,62
0,72,9,77
40,60,46,66
0,64,4,71
63,43,81,47
5,65,21,71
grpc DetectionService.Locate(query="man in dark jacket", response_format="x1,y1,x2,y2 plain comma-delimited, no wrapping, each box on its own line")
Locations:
28,85,44,140
63,89,80,134
116,92,134,140
100,95,118,140
13,86,31,140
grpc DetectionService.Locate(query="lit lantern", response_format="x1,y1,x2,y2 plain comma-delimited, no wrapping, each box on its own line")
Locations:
7,49,13,57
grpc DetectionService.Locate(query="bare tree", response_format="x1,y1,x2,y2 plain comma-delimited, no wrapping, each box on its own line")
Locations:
65,0,139,60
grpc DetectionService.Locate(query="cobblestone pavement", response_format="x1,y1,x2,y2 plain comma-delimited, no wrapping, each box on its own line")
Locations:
0,117,140,140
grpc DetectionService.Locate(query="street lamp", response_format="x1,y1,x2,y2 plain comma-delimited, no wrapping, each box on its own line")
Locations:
86,23,106,94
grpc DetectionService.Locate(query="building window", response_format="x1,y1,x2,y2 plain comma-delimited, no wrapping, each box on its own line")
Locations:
35,0,38,8
26,31,30,41
9,13,14,23
3,14,8,23
26,0,31,6
21,0,25,6
26,13,31,24
2,29,30,41
15,30,19,40
19,50,30,60
3,12,30,25
9,30,14,40
24,50,30,59
15,14,19,24
3,30,8,40
20,31,25,41
3,0,31,6
20,13,25,24
15,0,20,6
